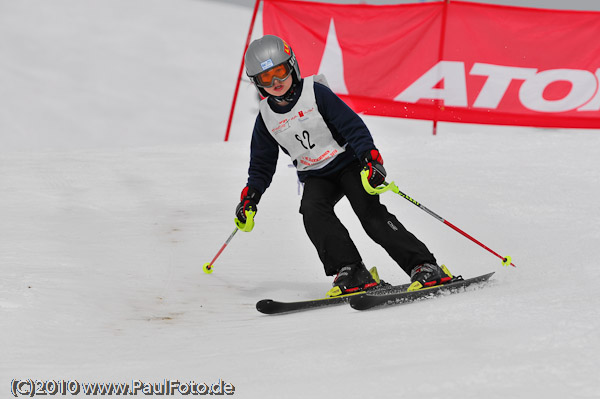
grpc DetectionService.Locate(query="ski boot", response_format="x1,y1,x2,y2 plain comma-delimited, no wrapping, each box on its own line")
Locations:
326,262,381,297
408,263,453,292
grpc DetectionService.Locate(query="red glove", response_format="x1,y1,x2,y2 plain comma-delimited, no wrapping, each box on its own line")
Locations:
363,149,387,187
235,186,261,223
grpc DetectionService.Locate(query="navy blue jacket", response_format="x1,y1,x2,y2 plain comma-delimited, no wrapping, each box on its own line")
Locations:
247,78,376,196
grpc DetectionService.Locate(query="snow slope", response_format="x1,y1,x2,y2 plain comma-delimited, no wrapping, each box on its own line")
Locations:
1,1,599,398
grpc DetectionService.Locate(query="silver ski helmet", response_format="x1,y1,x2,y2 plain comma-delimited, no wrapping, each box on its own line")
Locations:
245,35,301,97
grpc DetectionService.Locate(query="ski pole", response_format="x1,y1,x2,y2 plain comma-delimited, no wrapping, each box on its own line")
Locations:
360,169,516,268
203,211,255,274
203,227,238,274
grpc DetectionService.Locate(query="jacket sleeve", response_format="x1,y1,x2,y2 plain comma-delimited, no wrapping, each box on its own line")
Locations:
246,113,279,196
313,82,377,159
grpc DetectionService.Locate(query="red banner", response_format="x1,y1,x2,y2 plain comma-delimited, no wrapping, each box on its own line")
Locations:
262,0,600,128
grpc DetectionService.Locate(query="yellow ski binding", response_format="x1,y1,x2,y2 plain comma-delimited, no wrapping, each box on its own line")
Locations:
407,264,453,292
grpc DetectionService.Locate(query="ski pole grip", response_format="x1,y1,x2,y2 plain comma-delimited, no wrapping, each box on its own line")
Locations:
234,210,256,232
360,168,399,195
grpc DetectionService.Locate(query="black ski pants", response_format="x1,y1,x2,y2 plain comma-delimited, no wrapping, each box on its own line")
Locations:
300,161,436,276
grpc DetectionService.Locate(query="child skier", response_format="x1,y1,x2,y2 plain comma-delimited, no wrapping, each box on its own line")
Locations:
236,35,451,296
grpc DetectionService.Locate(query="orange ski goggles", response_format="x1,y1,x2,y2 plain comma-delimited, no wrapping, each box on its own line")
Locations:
255,63,292,88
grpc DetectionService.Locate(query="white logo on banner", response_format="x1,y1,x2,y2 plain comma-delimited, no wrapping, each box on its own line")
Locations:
395,61,600,113
395,61,468,107
317,19,349,95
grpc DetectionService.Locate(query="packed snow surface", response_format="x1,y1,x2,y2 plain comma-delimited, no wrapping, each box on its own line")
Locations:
1,1,599,398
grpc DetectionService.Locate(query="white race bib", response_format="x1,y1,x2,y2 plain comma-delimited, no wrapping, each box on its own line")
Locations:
259,75,346,171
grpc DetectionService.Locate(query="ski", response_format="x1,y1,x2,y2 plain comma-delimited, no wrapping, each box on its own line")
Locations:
349,272,495,311
256,282,411,315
